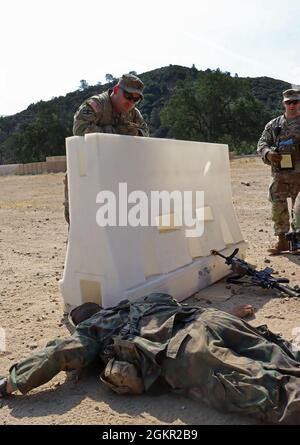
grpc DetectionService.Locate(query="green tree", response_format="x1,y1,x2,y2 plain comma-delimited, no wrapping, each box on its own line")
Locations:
11,102,69,163
79,79,89,90
160,69,272,152
105,73,116,83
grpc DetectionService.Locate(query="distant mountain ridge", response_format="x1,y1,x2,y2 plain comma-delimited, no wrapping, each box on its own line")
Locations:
0,65,291,163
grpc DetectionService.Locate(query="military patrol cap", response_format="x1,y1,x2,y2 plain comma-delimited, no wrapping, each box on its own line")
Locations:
118,74,144,98
282,89,300,102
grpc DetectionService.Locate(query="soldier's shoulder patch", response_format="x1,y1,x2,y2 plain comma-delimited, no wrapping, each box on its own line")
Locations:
133,108,142,118
86,98,102,113
265,121,273,130
266,117,280,129
81,106,94,116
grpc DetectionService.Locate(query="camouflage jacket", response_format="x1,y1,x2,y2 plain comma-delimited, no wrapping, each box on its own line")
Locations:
73,90,149,137
257,114,300,176
76,293,199,392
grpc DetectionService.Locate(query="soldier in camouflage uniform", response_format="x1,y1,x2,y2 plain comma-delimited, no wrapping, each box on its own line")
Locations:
1,293,300,424
257,89,300,254
64,74,149,224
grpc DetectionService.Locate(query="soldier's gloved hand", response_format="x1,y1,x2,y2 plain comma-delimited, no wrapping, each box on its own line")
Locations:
126,126,139,136
102,125,116,134
101,358,144,394
266,151,282,165
116,123,139,136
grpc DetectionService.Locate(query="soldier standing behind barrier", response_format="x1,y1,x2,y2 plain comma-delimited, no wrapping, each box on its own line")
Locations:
63,74,149,224
257,89,300,254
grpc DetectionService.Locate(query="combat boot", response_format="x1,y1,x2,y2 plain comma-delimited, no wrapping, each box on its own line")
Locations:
268,233,289,255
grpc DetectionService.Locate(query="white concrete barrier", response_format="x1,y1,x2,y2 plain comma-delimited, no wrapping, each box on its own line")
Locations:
59,134,247,311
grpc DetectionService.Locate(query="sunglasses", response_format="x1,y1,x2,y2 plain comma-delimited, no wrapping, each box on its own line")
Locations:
120,87,142,104
285,100,300,105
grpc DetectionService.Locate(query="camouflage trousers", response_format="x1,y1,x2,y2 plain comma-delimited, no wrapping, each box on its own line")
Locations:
268,174,300,235
162,309,300,424
9,333,101,395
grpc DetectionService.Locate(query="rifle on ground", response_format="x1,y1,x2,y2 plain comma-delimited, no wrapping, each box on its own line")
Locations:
211,248,300,298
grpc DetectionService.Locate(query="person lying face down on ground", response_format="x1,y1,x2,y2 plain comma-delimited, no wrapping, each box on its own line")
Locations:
1,293,300,425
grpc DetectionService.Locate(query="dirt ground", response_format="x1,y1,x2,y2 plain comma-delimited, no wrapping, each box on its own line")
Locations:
0,156,300,425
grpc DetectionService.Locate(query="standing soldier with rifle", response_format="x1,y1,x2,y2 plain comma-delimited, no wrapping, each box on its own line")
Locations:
257,89,300,254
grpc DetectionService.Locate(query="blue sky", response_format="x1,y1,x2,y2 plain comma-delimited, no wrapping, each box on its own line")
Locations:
1,0,299,116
